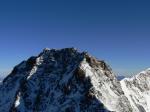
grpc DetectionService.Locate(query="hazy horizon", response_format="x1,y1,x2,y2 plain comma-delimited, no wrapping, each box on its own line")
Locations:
0,0,150,77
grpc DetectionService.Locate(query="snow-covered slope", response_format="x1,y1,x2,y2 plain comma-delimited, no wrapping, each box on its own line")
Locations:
121,68,150,112
0,48,134,112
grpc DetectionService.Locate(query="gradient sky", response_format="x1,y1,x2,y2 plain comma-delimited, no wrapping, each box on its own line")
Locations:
0,0,150,77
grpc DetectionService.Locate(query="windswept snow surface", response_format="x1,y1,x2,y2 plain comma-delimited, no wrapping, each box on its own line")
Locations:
121,68,150,112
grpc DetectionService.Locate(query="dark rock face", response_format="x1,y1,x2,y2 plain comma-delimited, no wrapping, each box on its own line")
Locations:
0,48,132,112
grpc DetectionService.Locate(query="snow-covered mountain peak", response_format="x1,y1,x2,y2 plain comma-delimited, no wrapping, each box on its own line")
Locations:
121,68,150,112
138,68,150,75
0,48,115,112
1,48,149,112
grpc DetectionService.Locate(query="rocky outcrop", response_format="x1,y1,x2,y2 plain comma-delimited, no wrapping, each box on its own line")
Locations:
121,68,150,112
0,48,134,112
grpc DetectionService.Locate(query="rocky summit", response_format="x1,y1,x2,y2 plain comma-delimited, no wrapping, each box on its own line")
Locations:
0,48,150,112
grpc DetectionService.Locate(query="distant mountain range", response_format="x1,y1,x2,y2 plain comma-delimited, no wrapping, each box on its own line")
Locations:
0,48,149,112
116,75,125,81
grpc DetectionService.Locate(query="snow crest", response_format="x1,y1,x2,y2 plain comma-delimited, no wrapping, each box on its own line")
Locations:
121,68,150,112
0,48,150,112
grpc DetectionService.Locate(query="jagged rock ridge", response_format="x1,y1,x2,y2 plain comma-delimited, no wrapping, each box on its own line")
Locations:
121,68,150,112
0,48,134,112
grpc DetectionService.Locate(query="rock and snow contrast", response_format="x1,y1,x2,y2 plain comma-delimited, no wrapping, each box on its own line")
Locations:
121,68,150,112
0,48,149,112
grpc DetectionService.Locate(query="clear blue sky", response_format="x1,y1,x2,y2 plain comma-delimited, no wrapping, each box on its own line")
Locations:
0,0,150,77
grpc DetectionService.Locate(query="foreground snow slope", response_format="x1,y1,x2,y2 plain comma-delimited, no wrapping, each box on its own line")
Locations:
0,48,133,112
121,68,150,112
